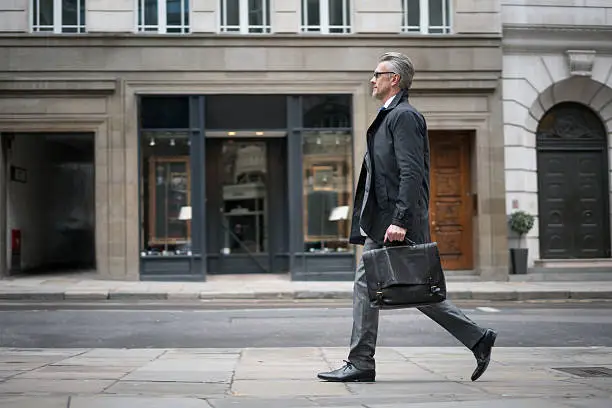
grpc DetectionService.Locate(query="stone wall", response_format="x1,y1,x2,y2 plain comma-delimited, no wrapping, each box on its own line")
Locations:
502,0,612,27
0,35,506,279
0,0,503,34
502,51,612,264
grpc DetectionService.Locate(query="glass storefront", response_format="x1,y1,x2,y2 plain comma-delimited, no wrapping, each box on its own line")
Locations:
302,130,352,253
140,130,191,257
138,94,354,281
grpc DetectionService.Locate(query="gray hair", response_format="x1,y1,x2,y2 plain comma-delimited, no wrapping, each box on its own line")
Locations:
378,52,414,91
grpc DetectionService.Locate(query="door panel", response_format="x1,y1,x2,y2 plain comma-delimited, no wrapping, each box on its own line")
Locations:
205,138,287,274
429,132,473,270
538,150,608,259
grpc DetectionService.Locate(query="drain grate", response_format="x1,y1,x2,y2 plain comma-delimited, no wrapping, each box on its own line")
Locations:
552,367,612,378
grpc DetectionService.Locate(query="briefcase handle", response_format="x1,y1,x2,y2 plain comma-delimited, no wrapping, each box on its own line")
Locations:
383,237,417,247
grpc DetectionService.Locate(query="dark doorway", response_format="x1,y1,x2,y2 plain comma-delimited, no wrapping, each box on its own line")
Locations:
536,102,611,259
205,135,288,274
4,132,96,274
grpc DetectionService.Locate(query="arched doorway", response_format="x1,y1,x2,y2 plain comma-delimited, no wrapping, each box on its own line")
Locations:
536,102,611,259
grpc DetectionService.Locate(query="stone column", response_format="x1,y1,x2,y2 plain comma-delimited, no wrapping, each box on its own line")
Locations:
478,86,509,281
0,133,7,277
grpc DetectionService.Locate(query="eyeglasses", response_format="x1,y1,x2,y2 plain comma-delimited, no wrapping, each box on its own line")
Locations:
372,71,397,79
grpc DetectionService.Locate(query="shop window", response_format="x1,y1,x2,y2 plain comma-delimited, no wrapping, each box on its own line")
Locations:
401,0,451,34
140,96,190,129
302,131,353,253
31,0,86,33
302,95,351,128
137,0,190,33
139,96,192,258
301,0,351,34
220,0,271,34
140,130,192,257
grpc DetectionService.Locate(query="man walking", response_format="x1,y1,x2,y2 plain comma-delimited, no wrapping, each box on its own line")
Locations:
317,52,497,383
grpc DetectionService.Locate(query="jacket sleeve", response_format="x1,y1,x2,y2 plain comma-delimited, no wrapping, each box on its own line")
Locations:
390,110,425,229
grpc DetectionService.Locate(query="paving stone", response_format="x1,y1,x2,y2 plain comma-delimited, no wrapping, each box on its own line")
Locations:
233,366,327,380
469,381,611,398
368,399,574,408
208,397,319,408
104,381,229,397
0,370,19,380
345,380,482,397
311,394,490,407
0,378,115,394
70,395,213,408
0,362,48,371
123,370,232,383
231,380,350,397
140,360,234,371
79,349,166,359
0,396,69,408
563,398,612,408
17,365,130,380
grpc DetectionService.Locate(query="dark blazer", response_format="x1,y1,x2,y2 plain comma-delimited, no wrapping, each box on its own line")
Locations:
349,89,431,245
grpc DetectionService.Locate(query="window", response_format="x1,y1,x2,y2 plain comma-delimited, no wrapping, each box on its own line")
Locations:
402,0,451,34
137,0,190,33
301,95,353,253
301,0,351,33
32,0,86,33
220,0,271,34
139,97,193,257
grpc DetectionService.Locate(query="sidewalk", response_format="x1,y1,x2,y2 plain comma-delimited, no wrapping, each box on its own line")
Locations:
1,273,612,302
0,346,610,407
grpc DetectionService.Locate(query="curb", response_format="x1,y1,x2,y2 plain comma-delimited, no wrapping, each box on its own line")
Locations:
1,290,611,302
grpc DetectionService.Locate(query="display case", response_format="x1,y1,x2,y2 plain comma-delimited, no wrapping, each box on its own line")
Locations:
147,156,191,254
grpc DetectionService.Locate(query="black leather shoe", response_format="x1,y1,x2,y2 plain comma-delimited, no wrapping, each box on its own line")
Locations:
317,360,375,382
471,329,497,381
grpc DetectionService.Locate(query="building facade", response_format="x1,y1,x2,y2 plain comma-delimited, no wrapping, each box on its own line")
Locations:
0,0,507,281
501,0,612,270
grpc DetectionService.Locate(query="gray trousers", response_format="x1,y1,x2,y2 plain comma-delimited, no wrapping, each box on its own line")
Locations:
348,238,487,371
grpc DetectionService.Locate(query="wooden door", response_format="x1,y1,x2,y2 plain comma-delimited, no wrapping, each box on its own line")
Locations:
538,150,609,259
429,132,473,270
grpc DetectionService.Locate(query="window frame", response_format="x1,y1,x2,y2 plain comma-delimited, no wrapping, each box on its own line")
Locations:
219,0,271,34
31,0,86,33
136,0,190,34
301,0,351,34
401,0,452,34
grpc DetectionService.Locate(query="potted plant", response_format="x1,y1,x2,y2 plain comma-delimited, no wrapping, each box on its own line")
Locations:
508,210,535,275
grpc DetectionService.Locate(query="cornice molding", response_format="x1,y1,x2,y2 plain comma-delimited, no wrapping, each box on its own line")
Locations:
0,33,502,48
502,25,612,53
0,78,118,95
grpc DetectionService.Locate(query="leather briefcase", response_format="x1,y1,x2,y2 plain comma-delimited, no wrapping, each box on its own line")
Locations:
362,240,447,309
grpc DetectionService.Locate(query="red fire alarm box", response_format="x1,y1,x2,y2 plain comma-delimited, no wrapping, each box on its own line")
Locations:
10,229,21,272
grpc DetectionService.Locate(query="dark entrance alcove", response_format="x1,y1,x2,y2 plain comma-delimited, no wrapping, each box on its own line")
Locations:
536,102,611,259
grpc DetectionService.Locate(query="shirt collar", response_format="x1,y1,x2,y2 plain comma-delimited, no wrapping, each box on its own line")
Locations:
383,94,396,109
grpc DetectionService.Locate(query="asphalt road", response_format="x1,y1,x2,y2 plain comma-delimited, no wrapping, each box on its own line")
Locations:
0,300,611,349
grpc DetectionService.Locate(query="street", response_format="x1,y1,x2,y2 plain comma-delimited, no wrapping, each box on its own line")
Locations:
1,300,611,407
1,300,611,348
